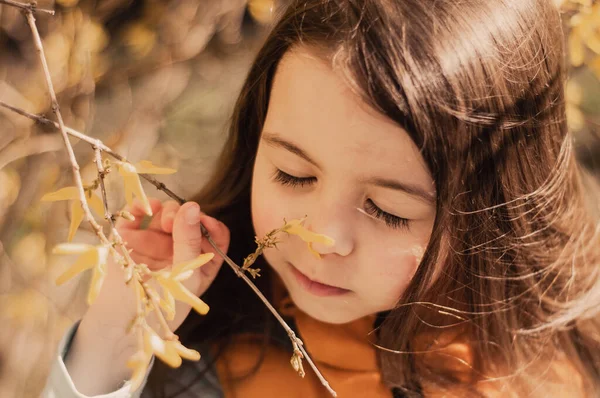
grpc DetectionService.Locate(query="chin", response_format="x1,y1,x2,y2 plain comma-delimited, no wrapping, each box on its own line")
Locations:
289,289,366,325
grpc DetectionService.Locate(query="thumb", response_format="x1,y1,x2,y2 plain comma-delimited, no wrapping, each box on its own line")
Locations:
172,202,203,265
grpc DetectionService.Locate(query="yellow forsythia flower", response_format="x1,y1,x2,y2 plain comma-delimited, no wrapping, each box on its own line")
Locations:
127,326,201,391
144,326,182,368
41,187,104,242
153,253,214,318
116,160,176,217
127,332,153,392
282,218,335,259
52,243,110,305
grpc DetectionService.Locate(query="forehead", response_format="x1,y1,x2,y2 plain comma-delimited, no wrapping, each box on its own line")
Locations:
264,47,432,186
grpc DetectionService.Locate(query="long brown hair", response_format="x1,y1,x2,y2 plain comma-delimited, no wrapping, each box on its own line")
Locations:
150,0,600,396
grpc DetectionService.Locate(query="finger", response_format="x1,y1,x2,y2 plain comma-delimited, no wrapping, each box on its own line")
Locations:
147,200,179,232
198,214,230,279
160,200,181,233
116,198,162,230
119,228,173,260
172,202,204,265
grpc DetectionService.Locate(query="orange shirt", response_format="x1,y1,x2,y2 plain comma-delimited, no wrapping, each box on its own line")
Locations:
215,294,391,398
213,276,586,398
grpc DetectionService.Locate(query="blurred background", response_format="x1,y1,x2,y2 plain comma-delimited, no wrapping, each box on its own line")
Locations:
0,0,598,396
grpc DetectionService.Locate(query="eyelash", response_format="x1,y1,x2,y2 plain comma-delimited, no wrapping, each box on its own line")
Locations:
364,199,410,230
273,169,317,187
272,169,410,230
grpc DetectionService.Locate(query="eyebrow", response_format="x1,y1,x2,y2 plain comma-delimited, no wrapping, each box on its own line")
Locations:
262,131,322,169
261,131,435,204
362,177,435,204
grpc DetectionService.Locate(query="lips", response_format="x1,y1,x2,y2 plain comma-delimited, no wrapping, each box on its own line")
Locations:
287,262,351,297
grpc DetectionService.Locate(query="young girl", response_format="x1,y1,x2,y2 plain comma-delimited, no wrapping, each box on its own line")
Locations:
43,0,600,397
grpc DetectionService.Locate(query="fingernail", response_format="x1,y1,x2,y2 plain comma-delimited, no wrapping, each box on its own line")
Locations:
186,204,201,225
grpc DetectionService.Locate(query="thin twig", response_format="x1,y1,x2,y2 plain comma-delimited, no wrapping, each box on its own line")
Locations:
24,10,166,356
0,100,185,203
9,4,336,396
1,96,338,397
0,0,55,15
202,233,337,396
93,145,175,340
24,10,111,248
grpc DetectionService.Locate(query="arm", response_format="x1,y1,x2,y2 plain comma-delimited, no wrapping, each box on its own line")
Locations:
40,320,153,398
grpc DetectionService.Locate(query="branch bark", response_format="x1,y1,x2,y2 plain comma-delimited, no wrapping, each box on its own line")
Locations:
0,9,337,393
1,99,337,397
0,0,54,15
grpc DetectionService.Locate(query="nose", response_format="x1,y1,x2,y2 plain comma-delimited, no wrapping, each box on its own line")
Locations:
305,204,355,257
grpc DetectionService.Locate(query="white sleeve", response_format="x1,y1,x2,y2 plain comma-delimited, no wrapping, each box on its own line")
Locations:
40,321,154,398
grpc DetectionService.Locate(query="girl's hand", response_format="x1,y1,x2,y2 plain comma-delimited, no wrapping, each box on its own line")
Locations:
115,197,230,331
63,198,230,395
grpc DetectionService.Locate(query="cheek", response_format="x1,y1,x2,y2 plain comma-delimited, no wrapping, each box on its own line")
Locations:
375,244,423,278
376,252,419,281
251,190,282,239
376,255,418,278
364,249,422,309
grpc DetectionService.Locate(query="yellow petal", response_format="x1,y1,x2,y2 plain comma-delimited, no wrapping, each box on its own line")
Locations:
173,270,194,282
169,340,200,361
52,243,95,255
128,358,149,392
307,242,321,259
41,186,79,201
127,349,152,392
142,329,153,357
146,328,182,368
171,253,214,277
134,160,177,175
123,177,134,208
87,193,105,218
119,163,152,216
68,201,85,242
161,279,209,315
55,249,98,285
569,31,586,67
158,284,176,321
87,260,107,305
282,218,303,229
285,223,335,246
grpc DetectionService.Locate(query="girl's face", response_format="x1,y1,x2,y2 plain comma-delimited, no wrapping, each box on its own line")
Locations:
251,48,436,324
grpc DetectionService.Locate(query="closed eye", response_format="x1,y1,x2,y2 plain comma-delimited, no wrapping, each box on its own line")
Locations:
272,169,410,230
364,199,410,230
272,169,317,188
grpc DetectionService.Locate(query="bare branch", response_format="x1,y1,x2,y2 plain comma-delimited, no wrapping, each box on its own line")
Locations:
202,233,337,396
0,100,186,204
0,0,54,15
24,10,112,249
1,83,338,398
93,146,175,340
